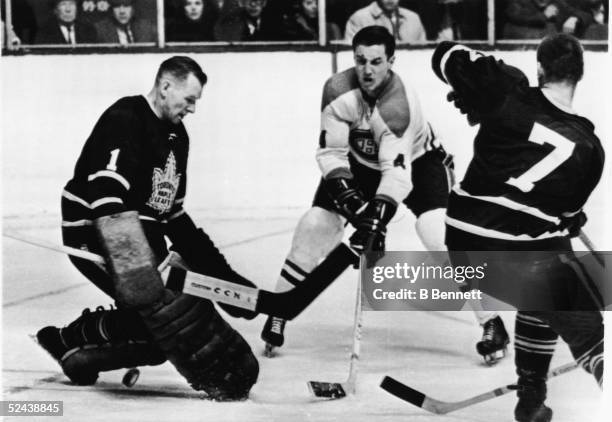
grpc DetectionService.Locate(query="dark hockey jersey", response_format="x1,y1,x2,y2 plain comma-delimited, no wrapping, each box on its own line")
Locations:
432,42,604,241
62,95,189,228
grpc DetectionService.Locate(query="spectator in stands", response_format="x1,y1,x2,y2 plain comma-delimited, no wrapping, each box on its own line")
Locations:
95,0,155,44
582,0,608,39
167,0,215,41
2,17,21,48
564,0,608,38
214,0,281,41
1,0,38,44
504,0,606,39
503,0,563,38
344,0,426,43
35,0,97,45
79,1,111,25
281,0,341,40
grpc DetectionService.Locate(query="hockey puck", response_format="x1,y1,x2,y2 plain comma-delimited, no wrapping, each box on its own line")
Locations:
122,368,140,387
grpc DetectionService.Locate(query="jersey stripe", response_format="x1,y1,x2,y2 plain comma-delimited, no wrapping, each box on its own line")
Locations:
87,170,131,190
62,190,91,208
91,197,123,209
62,219,93,227
139,215,158,222
446,216,567,241
167,209,186,221
453,187,561,224
439,45,472,83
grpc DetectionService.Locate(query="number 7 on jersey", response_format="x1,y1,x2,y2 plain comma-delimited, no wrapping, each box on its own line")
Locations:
506,122,575,193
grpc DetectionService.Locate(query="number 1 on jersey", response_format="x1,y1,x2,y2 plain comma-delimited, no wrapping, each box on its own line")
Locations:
106,149,120,171
506,123,575,193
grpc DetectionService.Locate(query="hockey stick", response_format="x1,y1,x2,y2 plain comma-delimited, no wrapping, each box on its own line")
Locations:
578,230,604,266
4,232,358,320
3,232,187,272
380,361,579,415
307,255,364,399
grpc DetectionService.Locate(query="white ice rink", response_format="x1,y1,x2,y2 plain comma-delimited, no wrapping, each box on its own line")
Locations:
2,49,611,421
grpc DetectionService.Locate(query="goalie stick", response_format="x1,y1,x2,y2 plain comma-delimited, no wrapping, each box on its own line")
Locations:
4,232,358,320
380,362,579,415
307,255,364,399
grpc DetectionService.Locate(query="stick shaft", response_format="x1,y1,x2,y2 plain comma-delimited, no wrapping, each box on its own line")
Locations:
4,232,106,264
578,230,604,266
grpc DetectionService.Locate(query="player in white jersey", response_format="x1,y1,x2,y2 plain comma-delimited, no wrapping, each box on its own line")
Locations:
261,26,508,362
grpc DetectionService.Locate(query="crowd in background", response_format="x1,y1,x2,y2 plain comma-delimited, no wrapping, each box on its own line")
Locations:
1,0,608,47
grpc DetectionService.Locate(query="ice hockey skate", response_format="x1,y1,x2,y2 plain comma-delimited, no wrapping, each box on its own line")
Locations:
476,316,510,365
514,371,552,422
261,316,286,357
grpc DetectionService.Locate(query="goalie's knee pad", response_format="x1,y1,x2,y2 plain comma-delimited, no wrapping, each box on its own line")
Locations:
139,290,259,400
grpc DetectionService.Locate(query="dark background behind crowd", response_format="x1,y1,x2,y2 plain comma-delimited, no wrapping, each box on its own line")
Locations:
1,0,608,47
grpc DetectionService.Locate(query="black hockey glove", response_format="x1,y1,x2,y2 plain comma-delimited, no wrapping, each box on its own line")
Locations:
559,210,587,238
349,196,397,268
447,91,481,126
324,176,367,225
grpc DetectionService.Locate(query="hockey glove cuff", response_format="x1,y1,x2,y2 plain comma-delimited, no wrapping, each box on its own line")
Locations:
349,196,397,268
324,173,367,225
559,210,587,238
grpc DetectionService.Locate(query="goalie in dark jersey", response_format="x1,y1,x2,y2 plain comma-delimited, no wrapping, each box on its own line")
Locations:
35,56,259,401
432,34,604,422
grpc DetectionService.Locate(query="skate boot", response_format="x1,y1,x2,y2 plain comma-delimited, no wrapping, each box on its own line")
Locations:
261,316,286,357
36,306,165,385
514,371,552,422
476,315,509,365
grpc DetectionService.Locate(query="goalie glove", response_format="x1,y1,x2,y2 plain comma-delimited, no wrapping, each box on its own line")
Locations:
324,175,367,224
349,196,397,268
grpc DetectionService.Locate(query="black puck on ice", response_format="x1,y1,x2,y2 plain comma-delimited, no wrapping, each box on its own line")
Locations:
122,368,140,387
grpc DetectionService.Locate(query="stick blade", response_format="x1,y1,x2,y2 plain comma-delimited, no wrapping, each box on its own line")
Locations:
307,381,347,399
380,376,426,408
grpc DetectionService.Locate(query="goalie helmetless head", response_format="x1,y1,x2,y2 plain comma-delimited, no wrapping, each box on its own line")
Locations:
149,56,207,124
352,26,396,99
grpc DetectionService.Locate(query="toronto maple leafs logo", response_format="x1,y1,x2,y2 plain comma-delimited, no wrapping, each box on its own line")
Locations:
147,152,181,214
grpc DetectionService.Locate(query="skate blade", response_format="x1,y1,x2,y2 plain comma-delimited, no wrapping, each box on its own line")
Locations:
307,381,347,399
483,348,507,366
263,343,277,358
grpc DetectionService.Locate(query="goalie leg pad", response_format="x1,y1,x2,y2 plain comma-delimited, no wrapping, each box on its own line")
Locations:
36,306,166,385
61,341,166,385
94,211,164,307
139,290,259,400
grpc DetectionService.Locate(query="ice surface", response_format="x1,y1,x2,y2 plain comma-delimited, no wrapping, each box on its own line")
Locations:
2,49,611,421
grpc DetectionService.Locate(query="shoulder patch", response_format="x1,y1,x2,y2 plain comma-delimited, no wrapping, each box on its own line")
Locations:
377,74,411,137
321,68,360,110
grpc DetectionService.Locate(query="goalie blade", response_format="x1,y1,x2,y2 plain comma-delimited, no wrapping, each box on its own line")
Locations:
307,381,347,399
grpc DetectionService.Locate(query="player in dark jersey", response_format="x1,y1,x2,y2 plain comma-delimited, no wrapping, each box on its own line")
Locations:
432,34,604,422
260,25,508,362
35,56,259,400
